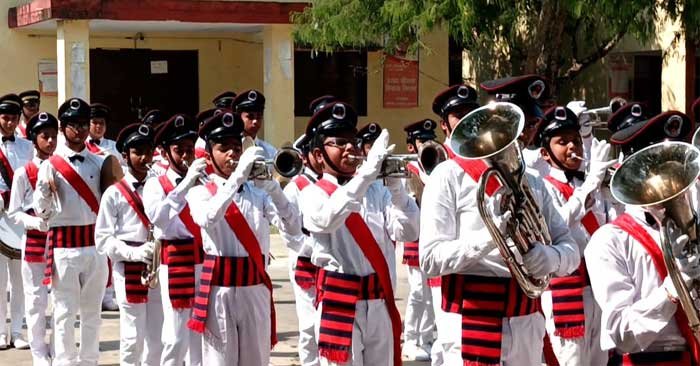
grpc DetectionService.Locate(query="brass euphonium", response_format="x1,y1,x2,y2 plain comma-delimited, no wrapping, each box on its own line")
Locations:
610,141,700,340
141,224,162,289
449,102,553,298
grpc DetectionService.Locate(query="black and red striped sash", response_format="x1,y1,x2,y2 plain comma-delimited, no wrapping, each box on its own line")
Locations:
158,175,203,264
161,238,196,309
544,175,599,339
294,256,317,290
609,350,692,366
613,213,700,365
459,274,538,366
43,224,95,285
23,209,47,263
122,241,149,304
402,241,419,267
316,269,384,363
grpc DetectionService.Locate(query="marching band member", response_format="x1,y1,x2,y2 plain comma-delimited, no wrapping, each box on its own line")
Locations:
231,90,278,159
279,96,332,366
33,98,111,366
185,110,300,365
86,103,120,158
0,93,32,351
300,101,420,366
480,75,551,177
606,102,651,159
585,111,697,365
95,122,163,365
141,109,169,174
142,113,204,366
8,112,56,363
429,84,481,366
16,90,40,138
537,106,615,365
420,98,579,365
211,91,236,109
400,118,441,362
357,122,382,156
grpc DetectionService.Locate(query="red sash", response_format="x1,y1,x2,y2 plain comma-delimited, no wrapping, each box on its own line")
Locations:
17,124,26,138
25,161,38,190
48,155,99,214
613,213,700,365
293,174,311,191
114,179,151,303
444,142,456,159
315,178,402,366
157,175,203,264
544,175,598,340
84,141,103,154
187,182,277,347
0,147,14,208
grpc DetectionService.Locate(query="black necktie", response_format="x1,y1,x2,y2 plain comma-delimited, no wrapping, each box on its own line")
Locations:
175,177,183,185
91,139,101,146
2,136,15,143
68,155,85,163
132,181,144,190
564,170,585,183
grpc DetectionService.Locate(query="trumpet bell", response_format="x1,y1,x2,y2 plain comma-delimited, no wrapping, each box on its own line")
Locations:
449,102,524,160
611,142,700,207
274,148,304,178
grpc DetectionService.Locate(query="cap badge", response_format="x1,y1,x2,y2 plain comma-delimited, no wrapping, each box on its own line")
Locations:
457,86,470,99
138,124,150,136
664,115,683,138
248,90,258,102
423,120,434,130
69,99,81,110
175,116,185,128
554,107,567,121
332,104,346,120
528,80,545,100
368,123,377,133
38,113,49,122
222,113,234,127
631,104,643,117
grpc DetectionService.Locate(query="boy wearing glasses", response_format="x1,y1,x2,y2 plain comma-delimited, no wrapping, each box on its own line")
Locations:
33,98,115,366
300,101,419,366
231,90,277,160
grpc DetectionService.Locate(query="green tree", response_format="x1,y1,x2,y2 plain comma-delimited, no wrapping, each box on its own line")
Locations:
292,0,687,93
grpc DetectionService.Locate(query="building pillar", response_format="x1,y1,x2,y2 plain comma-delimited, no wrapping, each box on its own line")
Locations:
660,18,688,112
262,24,295,147
56,20,90,105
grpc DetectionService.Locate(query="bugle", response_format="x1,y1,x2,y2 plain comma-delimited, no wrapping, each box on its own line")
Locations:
611,141,700,340
449,102,553,298
418,140,448,175
140,224,162,289
347,154,418,178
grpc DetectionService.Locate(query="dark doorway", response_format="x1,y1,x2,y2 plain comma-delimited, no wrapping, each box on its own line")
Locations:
90,49,199,139
632,54,662,115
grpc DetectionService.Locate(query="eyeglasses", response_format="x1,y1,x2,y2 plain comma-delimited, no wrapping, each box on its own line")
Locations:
324,137,361,149
66,122,90,131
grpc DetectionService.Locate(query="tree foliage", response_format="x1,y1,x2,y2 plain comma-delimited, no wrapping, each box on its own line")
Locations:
293,0,696,92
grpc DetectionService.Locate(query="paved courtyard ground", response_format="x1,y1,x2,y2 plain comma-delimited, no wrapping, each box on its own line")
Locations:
2,234,429,365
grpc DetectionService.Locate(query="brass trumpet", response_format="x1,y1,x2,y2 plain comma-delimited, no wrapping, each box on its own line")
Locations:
247,148,304,180
140,224,162,289
611,141,700,340
450,102,553,298
347,154,418,178
418,140,448,175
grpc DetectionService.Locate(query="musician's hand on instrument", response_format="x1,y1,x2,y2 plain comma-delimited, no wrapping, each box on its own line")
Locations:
128,242,155,266
587,139,617,185
523,242,560,278
362,129,394,174
486,188,511,232
230,147,265,186
178,158,207,191
25,216,48,232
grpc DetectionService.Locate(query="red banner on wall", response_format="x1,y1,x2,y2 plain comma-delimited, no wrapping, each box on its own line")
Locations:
383,55,419,108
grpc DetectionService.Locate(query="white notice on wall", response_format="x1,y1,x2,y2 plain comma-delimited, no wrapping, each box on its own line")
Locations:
38,60,58,96
150,61,168,74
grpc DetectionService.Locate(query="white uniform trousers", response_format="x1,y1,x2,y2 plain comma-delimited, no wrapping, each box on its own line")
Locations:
316,299,394,366
541,287,607,366
442,311,546,366
288,250,320,366
429,284,459,366
22,260,50,363
51,247,108,366
0,256,24,337
158,263,202,366
403,266,434,346
114,269,164,366
201,284,271,365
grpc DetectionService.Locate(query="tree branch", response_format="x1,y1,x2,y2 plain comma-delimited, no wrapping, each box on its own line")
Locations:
560,29,627,81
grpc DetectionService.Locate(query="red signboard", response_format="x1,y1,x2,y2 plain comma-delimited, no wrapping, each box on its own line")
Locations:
383,55,419,108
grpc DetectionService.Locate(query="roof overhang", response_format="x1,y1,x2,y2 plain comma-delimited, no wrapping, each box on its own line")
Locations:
9,0,308,29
